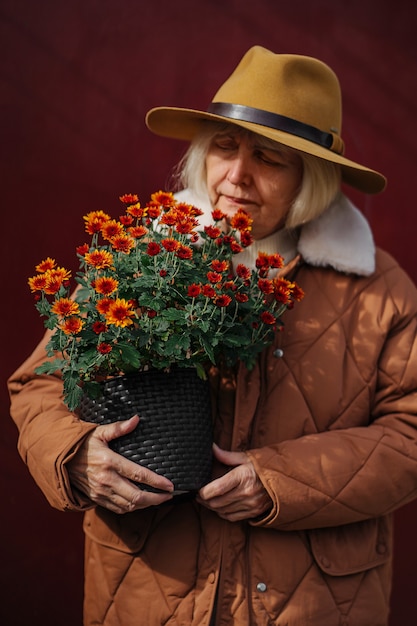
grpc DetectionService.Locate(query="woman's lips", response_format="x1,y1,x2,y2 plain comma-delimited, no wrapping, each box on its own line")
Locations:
223,195,255,207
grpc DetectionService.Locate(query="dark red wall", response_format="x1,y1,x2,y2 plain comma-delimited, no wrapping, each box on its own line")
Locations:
2,1,417,624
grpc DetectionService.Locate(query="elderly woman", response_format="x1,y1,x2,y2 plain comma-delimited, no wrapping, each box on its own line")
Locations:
8,46,417,626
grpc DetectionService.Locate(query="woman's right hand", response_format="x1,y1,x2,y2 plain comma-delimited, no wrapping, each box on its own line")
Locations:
66,415,174,514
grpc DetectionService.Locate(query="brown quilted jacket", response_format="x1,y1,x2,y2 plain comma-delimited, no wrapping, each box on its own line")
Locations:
8,197,417,625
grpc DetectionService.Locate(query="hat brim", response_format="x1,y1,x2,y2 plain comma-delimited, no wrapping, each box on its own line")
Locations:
145,106,387,194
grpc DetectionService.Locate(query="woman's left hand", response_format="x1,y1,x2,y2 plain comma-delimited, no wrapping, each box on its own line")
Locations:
197,443,272,522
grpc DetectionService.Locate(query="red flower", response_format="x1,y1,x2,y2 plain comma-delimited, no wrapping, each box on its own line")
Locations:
229,240,243,254
272,278,293,304
211,208,226,221
240,231,253,247
146,242,161,256
97,342,112,354
258,278,274,295
236,264,251,280
187,284,201,297
260,311,276,325
211,259,228,273
76,243,89,256
92,321,107,334
214,294,232,307
207,271,222,284
202,284,216,298
268,253,284,269
235,293,249,303
204,225,222,239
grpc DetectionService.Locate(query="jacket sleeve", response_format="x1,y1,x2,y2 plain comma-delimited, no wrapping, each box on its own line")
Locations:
8,330,97,512
247,264,417,531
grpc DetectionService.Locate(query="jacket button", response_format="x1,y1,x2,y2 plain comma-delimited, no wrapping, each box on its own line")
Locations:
208,572,216,584
273,348,284,358
256,582,267,592
376,542,387,554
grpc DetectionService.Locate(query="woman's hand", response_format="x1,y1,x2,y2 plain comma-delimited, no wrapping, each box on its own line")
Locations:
197,443,272,522
66,415,174,514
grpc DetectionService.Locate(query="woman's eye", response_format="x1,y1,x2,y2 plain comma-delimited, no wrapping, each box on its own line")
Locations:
256,151,282,166
213,137,237,151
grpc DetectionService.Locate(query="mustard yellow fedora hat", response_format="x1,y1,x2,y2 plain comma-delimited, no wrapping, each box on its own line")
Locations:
146,46,386,194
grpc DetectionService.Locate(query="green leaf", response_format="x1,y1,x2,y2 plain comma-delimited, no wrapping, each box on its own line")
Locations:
163,308,186,321
117,343,142,368
35,359,66,375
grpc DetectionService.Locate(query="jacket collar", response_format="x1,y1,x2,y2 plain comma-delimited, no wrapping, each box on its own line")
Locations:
175,189,375,277
298,193,375,276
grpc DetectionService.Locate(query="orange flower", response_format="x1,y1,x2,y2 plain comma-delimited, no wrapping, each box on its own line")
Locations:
272,278,293,304
84,210,111,234
230,209,253,232
207,271,222,284
84,249,114,269
60,316,84,335
44,268,71,295
160,210,178,227
94,276,119,295
28,274,48,292
127,202,146,218
176,218,198,234
111,234,135,253
104,298,135,327
119,214,134,226
151,190,175,207
96,297,114,315
292,284,305,302
211,259,229,273
101,219,125,241
161,238,180,252
119,193,139,204
51,298,80,317
146,202,162,219
35,257,56,273
212,208,226,221
176,244,193,260
214,294,232,307
129,225,148,238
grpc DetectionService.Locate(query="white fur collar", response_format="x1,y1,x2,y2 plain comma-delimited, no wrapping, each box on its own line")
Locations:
298,194,375,276
175,189,375,277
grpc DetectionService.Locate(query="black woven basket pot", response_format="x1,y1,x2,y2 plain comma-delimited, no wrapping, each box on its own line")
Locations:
77,368,213,494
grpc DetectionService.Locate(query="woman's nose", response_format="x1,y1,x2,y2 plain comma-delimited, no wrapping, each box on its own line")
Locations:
226,152,251,185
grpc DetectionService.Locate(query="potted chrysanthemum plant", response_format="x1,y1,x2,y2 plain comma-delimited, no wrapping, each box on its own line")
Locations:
29,191,304,492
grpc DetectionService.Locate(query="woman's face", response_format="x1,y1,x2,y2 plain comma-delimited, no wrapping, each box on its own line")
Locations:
205,128,303,239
